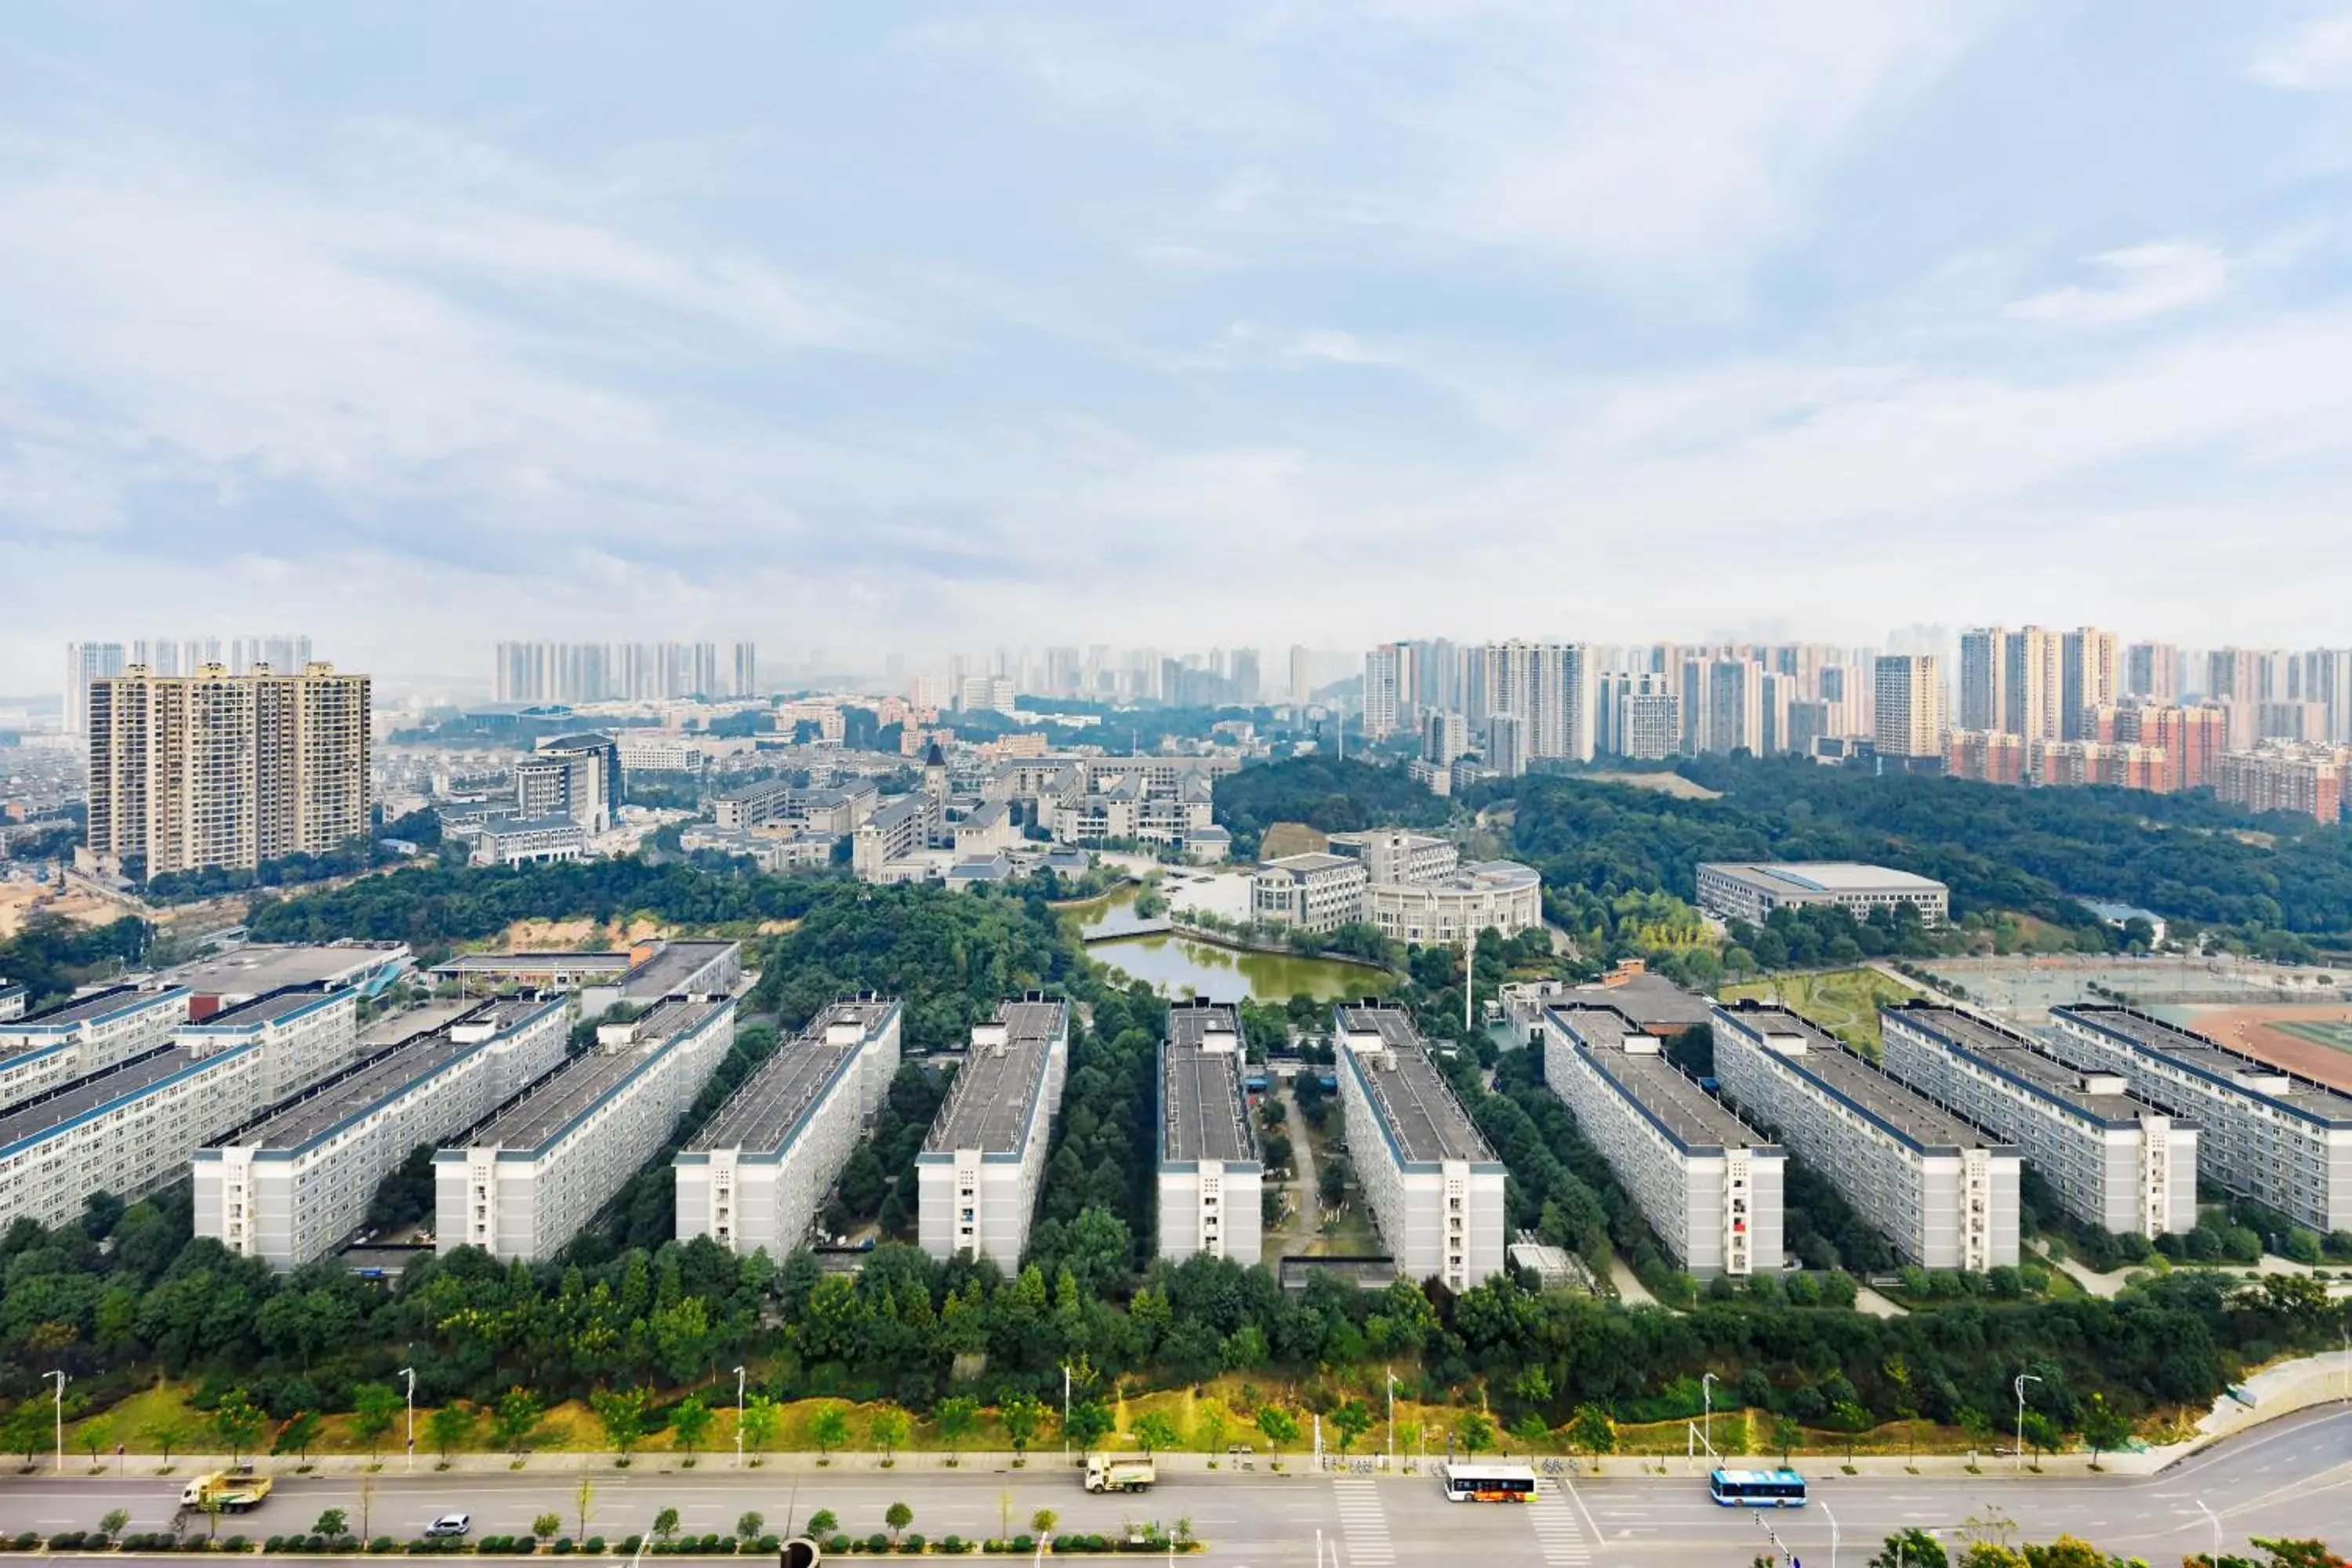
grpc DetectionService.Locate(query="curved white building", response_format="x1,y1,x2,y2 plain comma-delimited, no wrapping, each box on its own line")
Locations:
1365,860,1542,945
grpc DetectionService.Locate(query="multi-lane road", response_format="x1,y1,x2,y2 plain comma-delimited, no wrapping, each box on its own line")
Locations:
2,1406,2346,1566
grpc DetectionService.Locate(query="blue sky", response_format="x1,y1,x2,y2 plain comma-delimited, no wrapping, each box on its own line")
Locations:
5,2,2352,688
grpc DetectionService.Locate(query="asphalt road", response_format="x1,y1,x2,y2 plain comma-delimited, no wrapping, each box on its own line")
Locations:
2,1405,2346,1566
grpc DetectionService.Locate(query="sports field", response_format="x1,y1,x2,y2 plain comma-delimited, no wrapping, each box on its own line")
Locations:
2177,1004,2352,1094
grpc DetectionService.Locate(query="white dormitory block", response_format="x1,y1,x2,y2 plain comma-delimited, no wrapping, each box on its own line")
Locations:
1878,1004,2197,1240
436,996,737,1262
177,985,363,1104
1711,1003,2020,1270
1332,1002,1505,1291
676,995,902,1258
2049,1005,2352,1235
917,996,1070,1269
0,986,192,1112
195,996,570,1269
1541,1004,1783,1276
1156,1000,1264,1266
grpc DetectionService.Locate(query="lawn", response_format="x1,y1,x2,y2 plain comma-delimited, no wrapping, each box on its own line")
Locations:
1721,967,1917,1054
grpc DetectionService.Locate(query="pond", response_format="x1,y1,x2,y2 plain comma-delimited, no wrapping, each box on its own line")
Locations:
1062,881,1394,1004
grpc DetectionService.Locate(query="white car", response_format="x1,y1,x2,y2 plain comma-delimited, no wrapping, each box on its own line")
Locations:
424,1515,471,1539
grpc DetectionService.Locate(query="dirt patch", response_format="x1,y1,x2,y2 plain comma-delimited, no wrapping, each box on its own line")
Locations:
1584,771,1722,800
0,877,134,940
1258,822,1329,859
2179,1003,2352,1093
499,915,671,952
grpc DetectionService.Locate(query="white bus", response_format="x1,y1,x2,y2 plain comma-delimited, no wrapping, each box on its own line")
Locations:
1708,1467,1807,1507
1439,1461,1537,1502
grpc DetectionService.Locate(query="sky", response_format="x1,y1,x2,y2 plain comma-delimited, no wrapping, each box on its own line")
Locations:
5,1,2352,691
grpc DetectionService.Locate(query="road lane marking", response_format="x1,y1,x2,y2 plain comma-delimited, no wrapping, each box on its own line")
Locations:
1528,1486,1592,1566
1331,1477,1392,1566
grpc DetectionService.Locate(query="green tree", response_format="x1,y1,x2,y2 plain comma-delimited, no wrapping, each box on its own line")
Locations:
1831,1401,1872,1464
1569,1406,1614,1470
349,1386,398,1462
806,1511,837,1537
2019,1410,2062,1466
426,1402,474,1463
1773,1414,1802,1465
313,1510,349,1540
1330,1401,1373,1456
935,1396,978,1463
1030,1510,1058,1540
199,1491,226,1541
1254,1405,1298,1459
78,1415,113,1469
2079,1396,2130,1470
739,1395,781,1463
1867,1531,1947,1568
590,1388,650,1460
1456,1410,1494,1458
272,1411,319,1463
141,1417,191,1465
210,1391,266,1464
574,1476,595,1544
533,1515,561,1546
1131,1413,1181,1455
734,1512,764,1543
884,1501,913,1545
669,1394,713,1461
100,1511,129,1541
650,1509,678,1544
869,1406,910,1464
1066,1400,1113,1451
809,1404,851,1460
493,1388,543,1459
998,1394,1044,1457
1510,1413,1550,1454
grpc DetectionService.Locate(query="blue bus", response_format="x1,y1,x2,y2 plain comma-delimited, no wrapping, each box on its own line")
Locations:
1709,1467,1807,1507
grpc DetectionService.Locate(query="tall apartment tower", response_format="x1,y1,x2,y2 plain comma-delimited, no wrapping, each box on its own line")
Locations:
1288,644,1313,708
1999,628,2062,739
2125,642,2180,705
1704,659,1762,756
63,642,128,737
1874,655,1947,762
1958,629,2006,734
1479,641,1595,763
85,664,372,880
729,642,759,699
2060,628,2119,741
1363,644,1409,740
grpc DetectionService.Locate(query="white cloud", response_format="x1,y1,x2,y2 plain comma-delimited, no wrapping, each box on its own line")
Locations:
2251,8,2352,89
2005,244,2231,327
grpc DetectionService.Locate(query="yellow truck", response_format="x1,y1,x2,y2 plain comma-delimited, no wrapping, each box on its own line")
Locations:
1083,1454,1156,1494
180,1468,273,1514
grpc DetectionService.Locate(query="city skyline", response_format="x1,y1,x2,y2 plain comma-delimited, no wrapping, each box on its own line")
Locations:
8,5,2352,685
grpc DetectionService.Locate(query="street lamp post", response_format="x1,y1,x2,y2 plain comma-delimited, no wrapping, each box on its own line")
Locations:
733,1367,746,1469
2194,1499,2223,1559
1701,1373,1718,1457
1385,1369,1399,1473
2013,1372,2042,1475
398,1367,416,1475
1822,1501,1839,1568
45,1371,66,1475
1062,1365,1072,1465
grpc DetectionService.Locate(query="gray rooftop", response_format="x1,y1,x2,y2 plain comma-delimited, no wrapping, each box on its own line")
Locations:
164,943,405,996
622,941,739,999
359,1000,478,1049
924,998,1068,1154
1563,971,1714,1030
1887,1005,2156,1123
4,985,185,1032
1334,1004,1496,1165
433,951,632,975
471,997,728,1152
691,998,898,1154
0,1045,229,1151
188,985,347,1029
232,998,563,1152
2057,1006,2352,1122
1721,1006,2001,1152
1548,1005,1767,1152
1161,1003,1258,1166
1704,861,1947,893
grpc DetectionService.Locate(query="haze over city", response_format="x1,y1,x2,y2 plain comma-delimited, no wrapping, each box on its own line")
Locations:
10,3,2352,688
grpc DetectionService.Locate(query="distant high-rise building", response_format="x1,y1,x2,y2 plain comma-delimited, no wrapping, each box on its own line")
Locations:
2001,628,2062,740
62,642,126,736
86,663,371,880
729,642,758,699
1704,659,1762,756
2206,648,2270,750
1231,648,1261,706
1484,713,1526,779
2125,642,2180,705
2060,628,2120,741
1363,644,1410,739
1288,645,1313,708
1479,641,1594,763
1422,710,1468,767
1958,629,2005,734
1875,655,1947,762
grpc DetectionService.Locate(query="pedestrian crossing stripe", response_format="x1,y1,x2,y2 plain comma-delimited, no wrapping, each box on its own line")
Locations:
1528,1485,1592,1566
1332,1477,1394,1566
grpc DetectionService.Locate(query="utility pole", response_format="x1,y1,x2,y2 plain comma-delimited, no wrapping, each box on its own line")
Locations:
45,1370,66,1475
1386,1369,1399,1473
399,1367,416,1475
733,1366,746,1469
1701,1372,1717,1458
1823,1500,1839,1568
2013,1372,2042,1475
1465,927,1476,1033
1063,1365,1073,1465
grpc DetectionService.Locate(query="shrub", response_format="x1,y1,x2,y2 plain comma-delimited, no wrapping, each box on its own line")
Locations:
825,1538,850,1557
52,1534,85,1551
1011,1537,1034,1554
222,1539,249,1555
552,1541,573,1557
11,1535,38,1552
900,1535,924,1554
621,1539,641,1555
755,1538,778,1554
940,1537,967,1555
372,1541,397,1555
867,1537,890,1555
583,1541,604,1555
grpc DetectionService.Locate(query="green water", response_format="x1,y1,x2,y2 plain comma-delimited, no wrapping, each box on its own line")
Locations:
1064,883,1392,1002
1085,931,1392,1003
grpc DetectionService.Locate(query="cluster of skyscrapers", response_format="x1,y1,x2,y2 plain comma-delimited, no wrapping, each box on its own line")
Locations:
63,636,314,735
493,641,759,704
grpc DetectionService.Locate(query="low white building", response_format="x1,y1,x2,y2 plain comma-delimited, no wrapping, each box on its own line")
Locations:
1712,1002,2020,1270
0,985,193,1112
677,995,902,1257
195,996,570,1269
461,814,589,866
1694,862,1949,927
1327,829,1457,885
435,996,737,1261
1332,1002,1506,1290
2049,1005,2352,1235
917,996,1070,1269
1365,861,1543,945
1156,1001,1264,1265
1541,1004,1784,1277
1878,1004,2196,1240
1251,854,1370,935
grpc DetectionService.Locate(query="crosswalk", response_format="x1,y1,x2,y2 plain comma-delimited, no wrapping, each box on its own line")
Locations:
1527,1483,1593,1566
1332,1476,1394,1566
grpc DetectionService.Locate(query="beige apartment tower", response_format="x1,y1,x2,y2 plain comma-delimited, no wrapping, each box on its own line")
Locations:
86,663,372,880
